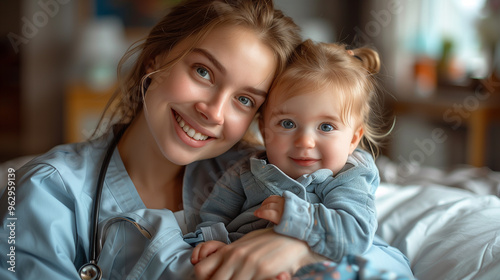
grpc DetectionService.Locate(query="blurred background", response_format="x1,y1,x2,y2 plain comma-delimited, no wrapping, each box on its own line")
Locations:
1,0,499,172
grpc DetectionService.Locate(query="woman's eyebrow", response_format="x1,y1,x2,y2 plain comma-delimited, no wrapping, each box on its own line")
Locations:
244,87,267,98
192,48,226,74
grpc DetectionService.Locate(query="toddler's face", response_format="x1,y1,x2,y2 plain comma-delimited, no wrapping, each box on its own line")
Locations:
261,87,362,179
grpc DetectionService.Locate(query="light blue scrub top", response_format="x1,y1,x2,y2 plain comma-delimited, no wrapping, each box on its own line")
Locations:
0,128,254,280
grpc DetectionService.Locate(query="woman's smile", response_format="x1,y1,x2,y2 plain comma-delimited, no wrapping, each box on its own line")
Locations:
175,112,210,141
173,110,215,148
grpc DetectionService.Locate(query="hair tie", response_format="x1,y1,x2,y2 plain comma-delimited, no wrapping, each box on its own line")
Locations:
346,49,363,62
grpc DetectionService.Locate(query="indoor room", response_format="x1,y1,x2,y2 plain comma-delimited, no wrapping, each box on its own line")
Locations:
1,1,500,279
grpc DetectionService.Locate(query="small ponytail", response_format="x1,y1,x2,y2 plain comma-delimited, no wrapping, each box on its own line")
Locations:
351,47,380,75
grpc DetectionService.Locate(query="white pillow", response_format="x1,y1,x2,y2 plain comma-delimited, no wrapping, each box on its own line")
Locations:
376,183,500,280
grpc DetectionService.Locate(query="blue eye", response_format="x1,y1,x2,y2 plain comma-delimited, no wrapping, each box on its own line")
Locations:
238,96,254,107
280,119,295,129
196,67,211,80
320,123,334,132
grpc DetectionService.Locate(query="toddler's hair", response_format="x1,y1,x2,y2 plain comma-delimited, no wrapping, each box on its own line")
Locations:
268,39,387,157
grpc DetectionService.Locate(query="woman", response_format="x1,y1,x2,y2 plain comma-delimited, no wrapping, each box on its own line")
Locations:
1,1,414,279
0,0,307,279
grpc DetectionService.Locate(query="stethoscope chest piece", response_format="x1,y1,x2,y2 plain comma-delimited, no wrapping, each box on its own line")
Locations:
79,261,102,280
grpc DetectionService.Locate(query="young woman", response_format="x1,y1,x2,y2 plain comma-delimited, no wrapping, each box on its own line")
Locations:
0,0,309,279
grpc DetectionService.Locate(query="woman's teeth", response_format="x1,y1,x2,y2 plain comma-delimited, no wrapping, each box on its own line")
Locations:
176,115,209,141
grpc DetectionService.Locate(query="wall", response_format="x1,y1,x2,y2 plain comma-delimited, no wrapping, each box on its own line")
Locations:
0,1,21,161
1,0,498,171
20,0,77,155
0,1,94,160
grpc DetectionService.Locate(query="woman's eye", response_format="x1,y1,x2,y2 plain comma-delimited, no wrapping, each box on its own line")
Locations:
237,96,254,107
320,123,334,132
280,120,295,129
196,66,211,81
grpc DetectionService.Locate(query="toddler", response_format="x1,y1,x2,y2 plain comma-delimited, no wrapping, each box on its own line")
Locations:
186,39,385,264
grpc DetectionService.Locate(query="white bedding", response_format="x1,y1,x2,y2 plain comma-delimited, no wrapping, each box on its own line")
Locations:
375,157,500,280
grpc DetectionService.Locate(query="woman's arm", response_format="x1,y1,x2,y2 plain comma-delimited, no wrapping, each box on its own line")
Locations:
0,164,83,279
194,228,327,280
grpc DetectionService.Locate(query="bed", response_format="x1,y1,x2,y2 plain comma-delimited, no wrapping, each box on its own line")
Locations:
375,156,500,280
2,155,500,279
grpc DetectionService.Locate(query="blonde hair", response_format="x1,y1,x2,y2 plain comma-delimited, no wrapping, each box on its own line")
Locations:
97,0,301,134
267,39,386,156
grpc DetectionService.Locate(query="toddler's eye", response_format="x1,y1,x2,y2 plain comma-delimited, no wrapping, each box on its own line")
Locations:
196,67,211,80
238,96,254,107
320,123,334,132
280,119,295,129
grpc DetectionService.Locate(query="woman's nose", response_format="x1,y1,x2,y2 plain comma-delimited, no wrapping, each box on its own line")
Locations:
195,94,228,125
294,131,316,149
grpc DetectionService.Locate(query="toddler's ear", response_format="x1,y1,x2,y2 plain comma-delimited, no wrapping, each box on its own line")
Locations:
349,127,364,154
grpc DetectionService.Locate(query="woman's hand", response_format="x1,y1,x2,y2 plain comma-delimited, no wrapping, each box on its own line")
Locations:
194,228,325,280
192,240,227,265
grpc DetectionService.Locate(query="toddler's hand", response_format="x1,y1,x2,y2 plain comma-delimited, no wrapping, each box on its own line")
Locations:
254,195,285,225
275,271,292,280
191,240,227,265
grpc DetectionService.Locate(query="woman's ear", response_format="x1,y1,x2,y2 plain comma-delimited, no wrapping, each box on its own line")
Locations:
146,57,158,74
349,127,364,154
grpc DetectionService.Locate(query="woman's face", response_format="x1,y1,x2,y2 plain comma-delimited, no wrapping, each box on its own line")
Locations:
143,25,276,165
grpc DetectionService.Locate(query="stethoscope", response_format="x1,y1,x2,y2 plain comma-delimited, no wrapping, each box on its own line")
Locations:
78,125,152,280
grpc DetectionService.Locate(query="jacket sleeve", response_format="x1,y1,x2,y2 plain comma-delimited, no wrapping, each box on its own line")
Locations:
182,142,261,232
187,160,248,244
274,154,379,262
0,164,83,280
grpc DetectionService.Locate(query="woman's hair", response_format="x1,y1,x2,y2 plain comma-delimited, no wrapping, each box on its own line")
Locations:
97,0,301,135
267,39,386,156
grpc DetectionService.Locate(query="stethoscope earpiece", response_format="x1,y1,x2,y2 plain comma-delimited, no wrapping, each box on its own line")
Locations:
79,262,102,280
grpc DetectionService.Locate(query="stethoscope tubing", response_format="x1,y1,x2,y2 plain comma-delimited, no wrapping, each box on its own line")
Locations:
80,125,128,280
81,77,150,279
90,127,125,261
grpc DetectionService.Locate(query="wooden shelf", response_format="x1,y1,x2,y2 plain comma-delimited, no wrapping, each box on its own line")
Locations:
64,83,115,143
391,90,500,167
